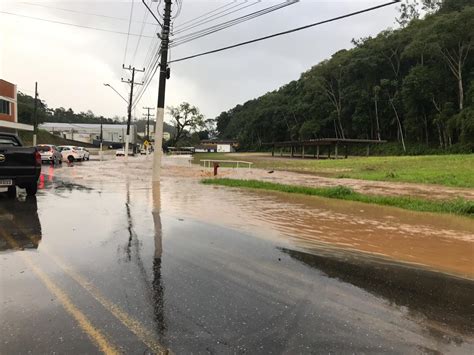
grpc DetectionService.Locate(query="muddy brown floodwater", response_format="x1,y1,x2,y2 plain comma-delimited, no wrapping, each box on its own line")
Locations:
54,155,474,280
2,154,473,353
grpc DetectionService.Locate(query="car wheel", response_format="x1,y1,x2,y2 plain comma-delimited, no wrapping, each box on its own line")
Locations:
25,183,38,196
68,155,75,163
7,186,16,198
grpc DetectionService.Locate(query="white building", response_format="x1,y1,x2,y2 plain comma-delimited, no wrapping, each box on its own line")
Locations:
39,123,137,145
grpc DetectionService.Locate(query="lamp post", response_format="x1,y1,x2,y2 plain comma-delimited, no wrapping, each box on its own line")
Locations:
103,83,129,157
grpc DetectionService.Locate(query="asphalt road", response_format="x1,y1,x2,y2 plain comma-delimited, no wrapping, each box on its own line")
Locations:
1,157,473,354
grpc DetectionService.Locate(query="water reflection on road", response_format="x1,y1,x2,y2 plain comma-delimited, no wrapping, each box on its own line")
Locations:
0,158,473,353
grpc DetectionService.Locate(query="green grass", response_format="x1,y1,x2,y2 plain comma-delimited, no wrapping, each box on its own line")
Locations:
202,178,474,217
193,153,474,188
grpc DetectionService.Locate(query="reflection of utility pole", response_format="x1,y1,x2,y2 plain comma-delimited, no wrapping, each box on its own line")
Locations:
33,82,38,146
152,181,165,336
143,107,155,141
122,66,144,158
100,118,104,160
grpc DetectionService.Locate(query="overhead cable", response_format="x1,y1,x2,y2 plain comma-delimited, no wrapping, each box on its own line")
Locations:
174,0,260,34
0,11,155,37
169,0,400,64
171,1,298,48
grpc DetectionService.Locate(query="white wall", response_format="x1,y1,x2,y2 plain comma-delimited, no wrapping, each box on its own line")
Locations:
217,144,233,153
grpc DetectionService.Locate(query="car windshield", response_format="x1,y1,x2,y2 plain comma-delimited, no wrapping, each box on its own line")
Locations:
37,146,51,152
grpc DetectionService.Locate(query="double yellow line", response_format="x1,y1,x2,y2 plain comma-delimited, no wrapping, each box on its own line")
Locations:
0,229,168,354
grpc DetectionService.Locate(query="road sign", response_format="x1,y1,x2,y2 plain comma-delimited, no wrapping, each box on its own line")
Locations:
144,140,149,147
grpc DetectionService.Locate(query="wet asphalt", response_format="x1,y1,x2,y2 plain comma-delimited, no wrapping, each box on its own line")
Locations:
0,157,473,354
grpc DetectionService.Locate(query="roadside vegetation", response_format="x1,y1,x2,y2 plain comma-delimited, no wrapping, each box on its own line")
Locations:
214,2,474,154
193,153,474,188
202,179,474,217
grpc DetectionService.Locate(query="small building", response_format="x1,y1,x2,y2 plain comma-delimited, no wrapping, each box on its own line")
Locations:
0,79,33,131
39,122,137,146
199,139,238,153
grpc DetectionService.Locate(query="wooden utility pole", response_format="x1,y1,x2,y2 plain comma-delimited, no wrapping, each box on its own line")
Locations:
144,0,172,181
122,66,144,157
33,82,38,146
143,106,155,141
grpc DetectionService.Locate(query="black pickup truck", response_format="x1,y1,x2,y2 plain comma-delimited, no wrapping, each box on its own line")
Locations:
0,133,41,196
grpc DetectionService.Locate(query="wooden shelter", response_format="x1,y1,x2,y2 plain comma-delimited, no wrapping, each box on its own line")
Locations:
264,138,386,159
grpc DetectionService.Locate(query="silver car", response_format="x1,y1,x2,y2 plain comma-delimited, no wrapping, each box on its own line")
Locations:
36,145,62,165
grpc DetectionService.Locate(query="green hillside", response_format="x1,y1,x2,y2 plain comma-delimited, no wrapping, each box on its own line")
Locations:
216,1,474,153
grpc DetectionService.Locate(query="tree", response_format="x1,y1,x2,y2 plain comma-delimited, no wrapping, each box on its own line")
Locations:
167,102,205,145
425,7,474,111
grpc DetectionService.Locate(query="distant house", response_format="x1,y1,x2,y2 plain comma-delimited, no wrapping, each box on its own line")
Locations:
199,139,238,153
0,79,33,132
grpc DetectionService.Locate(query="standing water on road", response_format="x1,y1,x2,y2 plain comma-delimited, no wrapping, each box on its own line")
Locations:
1,156,473,354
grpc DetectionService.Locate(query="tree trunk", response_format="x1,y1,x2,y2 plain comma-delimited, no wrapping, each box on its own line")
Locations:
436,122,443,148
389,98,406,152
333,118,339,138
458,61,464,111
374,92,381,141
337,109,345,139
423,110,429,145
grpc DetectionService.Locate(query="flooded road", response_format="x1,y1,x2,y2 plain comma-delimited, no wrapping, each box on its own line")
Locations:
1,156,473,354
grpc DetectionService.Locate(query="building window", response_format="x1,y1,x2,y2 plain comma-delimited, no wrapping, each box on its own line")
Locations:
0,99,10,115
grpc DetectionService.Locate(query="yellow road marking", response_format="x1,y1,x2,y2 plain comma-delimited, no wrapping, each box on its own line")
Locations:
1,231,120,355
2,209,170,354
43,248,169,355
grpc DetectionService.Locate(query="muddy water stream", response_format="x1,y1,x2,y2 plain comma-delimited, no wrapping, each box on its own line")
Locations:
54,156,474,280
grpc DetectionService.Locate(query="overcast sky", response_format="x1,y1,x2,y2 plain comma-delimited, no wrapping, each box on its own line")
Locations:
1,0,400,123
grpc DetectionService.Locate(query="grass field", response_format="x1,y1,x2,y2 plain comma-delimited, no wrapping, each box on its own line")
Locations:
194,153,474,188
202,179,474,216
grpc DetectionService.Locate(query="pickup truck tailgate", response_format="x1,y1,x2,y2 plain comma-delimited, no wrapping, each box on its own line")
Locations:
0,147,39,177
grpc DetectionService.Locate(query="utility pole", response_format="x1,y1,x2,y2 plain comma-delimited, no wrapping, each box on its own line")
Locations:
143,107,155,141
122,66,144,158
32,82,38,146
147,0,172,181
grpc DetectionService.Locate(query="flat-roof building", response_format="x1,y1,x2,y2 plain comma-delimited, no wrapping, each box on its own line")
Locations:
0,79,33,131
39,122,137,146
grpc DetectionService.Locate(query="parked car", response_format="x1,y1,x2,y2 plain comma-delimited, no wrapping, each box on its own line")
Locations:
36,144,62,165
58,146,83,162
76,147,90,161
0,132,41,196
116,148,135,157
140,147,148,155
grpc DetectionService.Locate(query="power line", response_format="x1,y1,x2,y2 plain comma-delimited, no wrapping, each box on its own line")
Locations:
173,1,235,29
132,1,152,64
171,1,298,48
0,10,155,37
122,0,136,67
169,0,400,64
174,0,260,35
19,1,158,26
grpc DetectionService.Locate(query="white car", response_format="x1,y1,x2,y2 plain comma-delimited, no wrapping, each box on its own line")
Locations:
116,148,135,157
76,147,90,161
58,146,83,162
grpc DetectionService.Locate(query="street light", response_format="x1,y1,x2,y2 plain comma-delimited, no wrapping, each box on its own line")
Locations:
103,83,128,103
103,83,133,157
